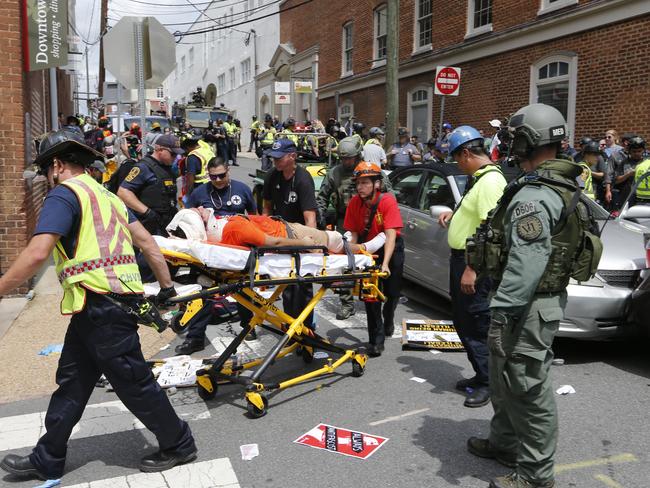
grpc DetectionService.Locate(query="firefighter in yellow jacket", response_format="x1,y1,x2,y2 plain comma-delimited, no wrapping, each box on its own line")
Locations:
0,130,196,482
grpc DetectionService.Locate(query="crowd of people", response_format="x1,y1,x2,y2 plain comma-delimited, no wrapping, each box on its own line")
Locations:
1,101,647,488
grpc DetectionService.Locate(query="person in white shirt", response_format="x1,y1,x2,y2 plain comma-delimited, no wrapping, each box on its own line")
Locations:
362,127,387,167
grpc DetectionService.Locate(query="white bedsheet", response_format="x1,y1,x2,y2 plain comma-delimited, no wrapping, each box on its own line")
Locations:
154,236,374,278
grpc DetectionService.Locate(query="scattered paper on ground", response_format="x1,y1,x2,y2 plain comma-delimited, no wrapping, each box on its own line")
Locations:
409,377,427,383
556,385,576,395
240,443,259,461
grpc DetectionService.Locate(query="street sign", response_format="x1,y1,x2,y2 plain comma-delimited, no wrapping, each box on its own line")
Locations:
434,66,461,96
103,17,176,90
294,81,313,93
294,424,388,460
275,94,290,105
274,81,290,93
23,0,69,71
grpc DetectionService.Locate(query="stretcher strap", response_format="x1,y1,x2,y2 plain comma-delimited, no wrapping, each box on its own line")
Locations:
342,237,356,272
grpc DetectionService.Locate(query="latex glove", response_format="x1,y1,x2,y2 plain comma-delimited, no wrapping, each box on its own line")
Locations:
155,286,177,306
487,322,506,358
362,232,386,253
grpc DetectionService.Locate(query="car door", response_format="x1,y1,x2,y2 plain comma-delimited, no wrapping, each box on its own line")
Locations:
405,170,459,295
389,169,426,279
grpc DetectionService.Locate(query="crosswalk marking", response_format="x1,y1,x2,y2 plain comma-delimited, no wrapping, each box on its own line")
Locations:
0,395,210,452
64,458,240,488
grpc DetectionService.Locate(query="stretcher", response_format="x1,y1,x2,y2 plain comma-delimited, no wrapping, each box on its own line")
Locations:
155,236,386,418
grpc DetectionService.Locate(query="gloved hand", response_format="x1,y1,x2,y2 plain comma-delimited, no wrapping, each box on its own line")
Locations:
155,285,177,306
141,208,161,229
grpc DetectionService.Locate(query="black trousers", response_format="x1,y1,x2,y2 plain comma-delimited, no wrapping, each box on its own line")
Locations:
365,237,404,346
30,292,196,478
186,301,253,341
282,283,315,329
449,252,491,386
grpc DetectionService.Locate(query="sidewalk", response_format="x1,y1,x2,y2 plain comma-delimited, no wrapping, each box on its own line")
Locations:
0,265,175,404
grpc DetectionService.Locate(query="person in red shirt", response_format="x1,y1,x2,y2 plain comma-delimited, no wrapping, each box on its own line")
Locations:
344,162,404,357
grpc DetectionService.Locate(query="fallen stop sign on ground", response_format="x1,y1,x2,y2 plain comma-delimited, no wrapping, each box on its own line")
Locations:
294,423,388,460
434,66,461,96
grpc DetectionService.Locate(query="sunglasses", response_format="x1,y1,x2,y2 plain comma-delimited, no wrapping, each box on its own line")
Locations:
209,172,228,181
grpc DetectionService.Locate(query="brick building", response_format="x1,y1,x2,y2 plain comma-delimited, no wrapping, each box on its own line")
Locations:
0,2,74,291
279,0,650,143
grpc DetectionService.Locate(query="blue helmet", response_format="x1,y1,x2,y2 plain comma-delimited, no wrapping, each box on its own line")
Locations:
448,125,484,155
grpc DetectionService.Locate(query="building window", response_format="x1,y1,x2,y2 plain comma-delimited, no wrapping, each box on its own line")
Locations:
342,22,353,76
416,0,432,49
408,87,432,140
530,55,577,138
466,0,492,37
181,55,186,74
229,67,236,90
538,0,578,15
156,86,164,98
203,33,208,66
339,101,354,127
189,47,194,67
241,58,251,84
217,74,226,95
373,6,387,65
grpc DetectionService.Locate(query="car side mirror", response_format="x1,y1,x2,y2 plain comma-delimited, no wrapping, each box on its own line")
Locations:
620,204,650,220
429,205,453,220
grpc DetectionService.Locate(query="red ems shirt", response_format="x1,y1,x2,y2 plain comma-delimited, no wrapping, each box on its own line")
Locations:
344,192,403,240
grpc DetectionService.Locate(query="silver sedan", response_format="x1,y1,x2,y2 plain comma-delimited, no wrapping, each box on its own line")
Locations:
389,163,650,340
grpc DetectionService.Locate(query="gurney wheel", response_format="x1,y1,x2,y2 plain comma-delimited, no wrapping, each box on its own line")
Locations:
197,381,217,401
246,394,268,418
170,313,186,334
352,361,365,378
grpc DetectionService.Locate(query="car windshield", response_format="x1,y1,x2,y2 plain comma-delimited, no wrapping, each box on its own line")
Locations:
187,111,209,122
210,111,229,122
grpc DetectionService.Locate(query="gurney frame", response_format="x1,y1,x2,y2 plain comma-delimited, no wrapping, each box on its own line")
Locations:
163,245,386,418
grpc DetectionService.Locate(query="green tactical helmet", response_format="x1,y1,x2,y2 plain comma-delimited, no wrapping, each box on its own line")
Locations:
337,136,363,158
508,103,567,156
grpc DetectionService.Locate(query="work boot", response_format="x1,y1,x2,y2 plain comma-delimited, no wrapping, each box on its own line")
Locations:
489,472,555,488
368,343,384,358
139,447,198,473
175,338,206,355
384,323,395,337
464,386,490,408
467,437,518,468
336,306,355,320
456,376,480,391
0,455,48,480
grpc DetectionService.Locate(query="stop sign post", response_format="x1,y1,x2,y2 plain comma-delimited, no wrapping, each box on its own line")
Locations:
434,66,461,138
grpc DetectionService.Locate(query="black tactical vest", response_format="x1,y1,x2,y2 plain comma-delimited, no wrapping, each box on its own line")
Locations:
138,156,178,227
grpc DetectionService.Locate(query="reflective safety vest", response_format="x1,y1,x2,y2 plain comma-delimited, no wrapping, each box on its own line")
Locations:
251,120,261,132
578,162,595,200
54,174,143,314
279,129,299,145
223,121,236,137
190,139,216,184
634,159,650,201
260,126,276,146
365,138,381,147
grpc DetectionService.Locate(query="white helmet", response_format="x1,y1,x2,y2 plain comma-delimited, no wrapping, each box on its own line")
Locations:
166,209,207,241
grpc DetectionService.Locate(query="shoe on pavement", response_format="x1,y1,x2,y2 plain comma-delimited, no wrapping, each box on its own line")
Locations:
336,307,355,320
368,343,385,358
232,162,240,166
139,448,198,473
456,376,480,391
175,339,205,355
467,437,518,468
244,329,257,341
384,324,395,337
464,386,490,408
0,454,48,480
489,472,554,488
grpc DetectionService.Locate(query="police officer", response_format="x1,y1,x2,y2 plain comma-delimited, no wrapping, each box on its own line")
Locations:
351,121,366,146
181,135,216,194
466,104,602,488
343,162,404,357
176,157,258,353
387,128,421,169
223,115,239,165
317,137,391,320
0,130,196,482
117,133,183,236
438,126,506,408
633,156,650,205
259,114,277,171
605,136,646,210
249,115,261,152
279,118,299,145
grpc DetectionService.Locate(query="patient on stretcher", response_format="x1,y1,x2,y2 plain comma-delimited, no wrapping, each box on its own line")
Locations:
166,208,386,254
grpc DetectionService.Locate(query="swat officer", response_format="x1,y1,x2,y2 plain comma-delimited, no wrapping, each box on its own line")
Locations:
0,130,196,482
317,137,392,320
117,133,183,236
466,104,602,488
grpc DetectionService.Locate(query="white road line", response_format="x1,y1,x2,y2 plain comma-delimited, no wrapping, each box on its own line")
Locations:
0,396,210,452
65,458,240,488
369,408,431,426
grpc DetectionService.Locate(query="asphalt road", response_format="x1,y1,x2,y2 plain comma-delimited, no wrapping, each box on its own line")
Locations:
0,155,648,488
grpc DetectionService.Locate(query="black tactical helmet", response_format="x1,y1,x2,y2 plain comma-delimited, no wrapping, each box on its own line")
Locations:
284,118,296,128
628,136,646,150
264,113,273,122
352,122,365,133
579,136,594,147
34,129,103,172
582,140,601,154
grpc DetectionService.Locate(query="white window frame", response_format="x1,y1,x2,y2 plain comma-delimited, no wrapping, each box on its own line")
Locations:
529,53,578,140
229,67,236,90
189,47,195,68
181,55,186,74
241,58,251,84
373,6,387,68
465,0,493,39
217,73,226,95
538,0,578,16
341,22,354,77
413,0,433,54
338,100,354,126
407,85,432,141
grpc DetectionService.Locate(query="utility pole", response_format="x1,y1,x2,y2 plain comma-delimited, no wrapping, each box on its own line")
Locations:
85,45,91,116
98,0,108,99
385,0,399,150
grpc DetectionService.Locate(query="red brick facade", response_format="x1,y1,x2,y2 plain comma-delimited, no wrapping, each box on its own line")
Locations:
0,2,72,292
281,0,650,142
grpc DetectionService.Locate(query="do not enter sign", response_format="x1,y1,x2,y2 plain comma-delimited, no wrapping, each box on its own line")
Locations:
434,66,461,96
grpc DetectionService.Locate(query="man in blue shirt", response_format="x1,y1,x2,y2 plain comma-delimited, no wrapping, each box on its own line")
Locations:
387,128,421,169
176,158,257,354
